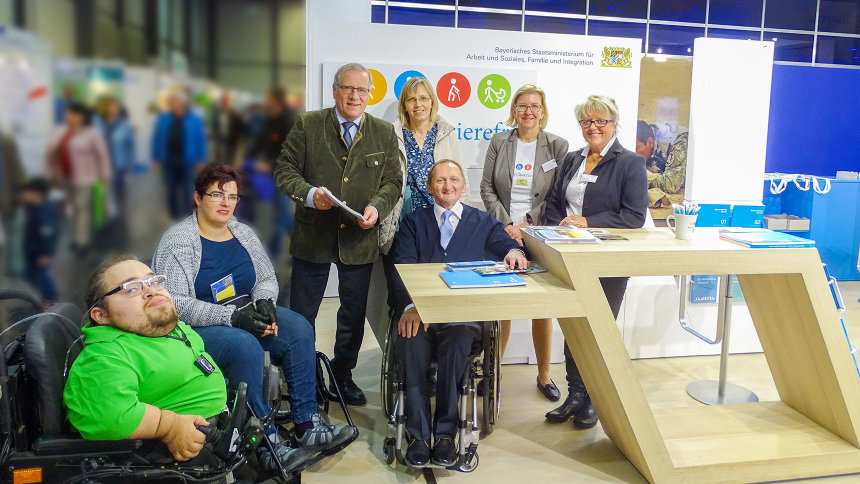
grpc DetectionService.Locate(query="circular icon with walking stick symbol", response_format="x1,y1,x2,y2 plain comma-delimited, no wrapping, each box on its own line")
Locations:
436,72,470,108
478,74,511,109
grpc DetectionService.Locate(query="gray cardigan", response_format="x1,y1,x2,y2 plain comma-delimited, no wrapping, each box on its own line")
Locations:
480,128,569,225
151,212,279,327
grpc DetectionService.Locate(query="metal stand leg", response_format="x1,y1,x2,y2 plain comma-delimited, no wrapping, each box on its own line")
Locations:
684,275,759,405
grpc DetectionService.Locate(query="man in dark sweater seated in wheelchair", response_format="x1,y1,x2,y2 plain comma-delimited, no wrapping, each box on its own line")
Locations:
390,160,529,467
63,255,229,462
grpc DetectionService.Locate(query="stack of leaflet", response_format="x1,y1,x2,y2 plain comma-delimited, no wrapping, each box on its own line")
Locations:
523,226,599,244
440,270,527,289
444,260,496,271
718,228,815,248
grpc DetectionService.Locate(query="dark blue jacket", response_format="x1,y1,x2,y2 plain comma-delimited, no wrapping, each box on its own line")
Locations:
390,204,521,310
24,202,59,258
151,112,207,165
544,138,647,228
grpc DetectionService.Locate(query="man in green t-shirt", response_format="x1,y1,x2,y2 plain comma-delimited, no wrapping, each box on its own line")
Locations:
64,255,227,461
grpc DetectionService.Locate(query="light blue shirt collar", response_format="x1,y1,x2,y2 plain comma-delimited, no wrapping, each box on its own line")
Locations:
335,109,362,139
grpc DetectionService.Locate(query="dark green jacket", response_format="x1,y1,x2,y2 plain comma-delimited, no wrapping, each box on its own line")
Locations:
274,108,402,265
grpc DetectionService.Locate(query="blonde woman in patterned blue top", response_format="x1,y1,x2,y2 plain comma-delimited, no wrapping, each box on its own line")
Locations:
393,76,468,214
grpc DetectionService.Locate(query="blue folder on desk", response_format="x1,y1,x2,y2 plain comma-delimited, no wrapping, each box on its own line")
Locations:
439,271,527,289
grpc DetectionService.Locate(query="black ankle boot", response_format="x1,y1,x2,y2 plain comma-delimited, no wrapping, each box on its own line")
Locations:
573,393,598,429
545,390,586,423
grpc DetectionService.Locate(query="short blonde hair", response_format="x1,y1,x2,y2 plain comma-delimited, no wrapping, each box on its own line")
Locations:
397,77,439,131
574,95,619,124
505,84,549,130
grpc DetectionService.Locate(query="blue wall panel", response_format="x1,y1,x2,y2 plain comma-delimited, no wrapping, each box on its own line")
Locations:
766,65,860,176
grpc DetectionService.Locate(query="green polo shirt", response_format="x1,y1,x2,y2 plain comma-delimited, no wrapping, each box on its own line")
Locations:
64,321,227,440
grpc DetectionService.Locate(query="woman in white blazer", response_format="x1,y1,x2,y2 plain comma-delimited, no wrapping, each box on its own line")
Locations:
480,84,569,402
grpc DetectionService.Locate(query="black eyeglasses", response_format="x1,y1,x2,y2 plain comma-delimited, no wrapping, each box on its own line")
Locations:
337,85,370,97
579,119,614,128
96,275,168,302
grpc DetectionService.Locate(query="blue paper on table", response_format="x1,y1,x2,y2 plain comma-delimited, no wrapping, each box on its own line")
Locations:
719,229,814,248
444,260,496,271
439,271,527,289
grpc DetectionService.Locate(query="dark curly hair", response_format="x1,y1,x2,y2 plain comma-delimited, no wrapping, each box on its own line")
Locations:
193,163,243,208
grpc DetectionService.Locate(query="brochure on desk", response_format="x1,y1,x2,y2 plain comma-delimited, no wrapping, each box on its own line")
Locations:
718,228,815,248
524,226,599,243
439,271,527,289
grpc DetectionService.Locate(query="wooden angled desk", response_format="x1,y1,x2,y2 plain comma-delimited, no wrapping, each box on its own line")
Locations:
395,227,860,483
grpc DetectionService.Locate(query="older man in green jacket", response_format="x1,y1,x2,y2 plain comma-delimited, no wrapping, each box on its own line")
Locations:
275,62,402,406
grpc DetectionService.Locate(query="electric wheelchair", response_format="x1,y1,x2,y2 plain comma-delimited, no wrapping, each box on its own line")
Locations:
0,290,357,483
380,315,501,473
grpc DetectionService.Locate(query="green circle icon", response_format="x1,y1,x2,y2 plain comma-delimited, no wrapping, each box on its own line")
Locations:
478,74,511,109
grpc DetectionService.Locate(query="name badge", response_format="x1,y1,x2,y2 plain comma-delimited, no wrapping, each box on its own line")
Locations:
582,174,599,183
541,160,557,172
210,274,236,302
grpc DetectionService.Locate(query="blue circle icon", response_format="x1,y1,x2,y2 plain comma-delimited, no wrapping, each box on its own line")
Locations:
393,70,426,99
516,164,524,170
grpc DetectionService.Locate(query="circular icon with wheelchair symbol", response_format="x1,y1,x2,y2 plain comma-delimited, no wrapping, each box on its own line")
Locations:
478,74,511,109
367,69,387,105
393,70,426,100
437,72,470,108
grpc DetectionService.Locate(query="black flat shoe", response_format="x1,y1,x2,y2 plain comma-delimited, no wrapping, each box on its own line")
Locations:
545,390,586,423
405,438,430,467
536,377,561,402
329,377,367,406
431,437,457,467
573,394,598,429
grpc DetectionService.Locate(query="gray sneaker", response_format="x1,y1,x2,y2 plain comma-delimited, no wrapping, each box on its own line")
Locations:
258,433,304,472
296,413,354,454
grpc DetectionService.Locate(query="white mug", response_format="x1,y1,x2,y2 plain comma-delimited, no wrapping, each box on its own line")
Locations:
666,213,697,240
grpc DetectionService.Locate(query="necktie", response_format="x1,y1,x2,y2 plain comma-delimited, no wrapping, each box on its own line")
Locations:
440,210,454,249
342,121,355,148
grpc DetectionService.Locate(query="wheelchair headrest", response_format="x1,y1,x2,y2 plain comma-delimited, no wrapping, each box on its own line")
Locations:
23,314,84,437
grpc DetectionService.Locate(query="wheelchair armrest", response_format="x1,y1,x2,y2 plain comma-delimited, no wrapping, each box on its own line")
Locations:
32,435,143,455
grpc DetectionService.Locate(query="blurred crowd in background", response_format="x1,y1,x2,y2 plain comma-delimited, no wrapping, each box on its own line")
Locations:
0,83,303,310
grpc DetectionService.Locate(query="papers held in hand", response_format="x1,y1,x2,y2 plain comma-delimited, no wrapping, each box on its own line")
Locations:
321,187,366,222
439,271,527,289
523,226,599,243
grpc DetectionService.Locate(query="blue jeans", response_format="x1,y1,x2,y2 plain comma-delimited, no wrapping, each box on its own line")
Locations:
193,306,317,427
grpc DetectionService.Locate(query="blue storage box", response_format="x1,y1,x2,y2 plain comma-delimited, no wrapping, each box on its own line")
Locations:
696,204,732,227
690,275,719,304
730,204,765,228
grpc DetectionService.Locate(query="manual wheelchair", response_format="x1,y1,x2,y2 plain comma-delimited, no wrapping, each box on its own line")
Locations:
379,316,501,473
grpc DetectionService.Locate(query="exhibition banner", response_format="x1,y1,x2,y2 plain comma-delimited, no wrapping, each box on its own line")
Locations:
309,22,641,197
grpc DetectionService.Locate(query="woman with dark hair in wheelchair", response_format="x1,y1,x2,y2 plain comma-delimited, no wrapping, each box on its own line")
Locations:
152,164,353,473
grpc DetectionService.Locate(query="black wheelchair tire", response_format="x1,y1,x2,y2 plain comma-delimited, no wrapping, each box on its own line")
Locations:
481,321,501,435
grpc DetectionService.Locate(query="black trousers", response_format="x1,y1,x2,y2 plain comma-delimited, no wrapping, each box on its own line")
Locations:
289,256,374,378
396,322,481,441
564,277,628,393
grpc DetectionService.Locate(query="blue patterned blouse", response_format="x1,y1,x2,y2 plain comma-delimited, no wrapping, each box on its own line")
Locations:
403,124,439,211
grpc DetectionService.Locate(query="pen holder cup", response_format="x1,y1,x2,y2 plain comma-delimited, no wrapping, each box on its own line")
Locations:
667,213,698,240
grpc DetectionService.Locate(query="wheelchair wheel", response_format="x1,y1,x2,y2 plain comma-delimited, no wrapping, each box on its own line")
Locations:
380,318,400,419
459,451,479,472
383,436,396,465
481,321,501,435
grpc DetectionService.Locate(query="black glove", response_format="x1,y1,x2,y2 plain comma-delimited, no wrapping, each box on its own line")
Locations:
255,299,277,325
231,309,269,338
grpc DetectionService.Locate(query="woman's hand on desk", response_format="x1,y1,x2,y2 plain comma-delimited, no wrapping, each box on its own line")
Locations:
398,307,428,338
505,222,527,246
560,214,588,228
504,250,530,270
